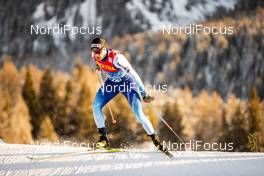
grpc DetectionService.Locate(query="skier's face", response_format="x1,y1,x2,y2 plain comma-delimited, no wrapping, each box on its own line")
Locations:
92,47,106,60
92,47,102,54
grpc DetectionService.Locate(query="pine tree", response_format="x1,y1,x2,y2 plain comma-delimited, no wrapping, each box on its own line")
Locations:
39,67,57,120
70,83,95,140
64,80,74,111
38,67,58,139
0,60,32,143
22,67,42,138
55,79,76,137
248,87,261,134
53,93,67,136
218,107,230,143
246,87,261,151
229,105,248,151
247,133,258,152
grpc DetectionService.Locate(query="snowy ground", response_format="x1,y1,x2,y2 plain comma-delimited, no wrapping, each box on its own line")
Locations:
1,144,264,176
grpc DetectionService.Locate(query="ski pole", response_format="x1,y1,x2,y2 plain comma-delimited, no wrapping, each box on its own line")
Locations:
149,103,188,148
98,73,117,124
158,113,185,144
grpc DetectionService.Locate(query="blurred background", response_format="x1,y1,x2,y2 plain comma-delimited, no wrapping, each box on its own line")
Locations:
0,0,264,151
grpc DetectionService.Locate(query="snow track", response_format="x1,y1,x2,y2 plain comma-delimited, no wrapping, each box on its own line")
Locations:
0,144,264,176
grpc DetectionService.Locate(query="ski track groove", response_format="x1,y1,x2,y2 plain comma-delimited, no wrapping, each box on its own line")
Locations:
124,151,135,171
26,146,38,176
1,147,14,176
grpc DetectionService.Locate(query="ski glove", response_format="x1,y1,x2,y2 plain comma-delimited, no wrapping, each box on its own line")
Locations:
143,95,155,103
95,64,101,73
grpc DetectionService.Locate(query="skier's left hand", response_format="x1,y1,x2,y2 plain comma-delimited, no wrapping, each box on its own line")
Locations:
143,95,155,103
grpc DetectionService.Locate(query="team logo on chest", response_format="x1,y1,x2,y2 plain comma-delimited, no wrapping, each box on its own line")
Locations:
93,50,119,72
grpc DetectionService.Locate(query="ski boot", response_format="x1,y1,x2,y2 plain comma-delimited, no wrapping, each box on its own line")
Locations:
96,127,109,149
148,134,173,158
96,134,109,149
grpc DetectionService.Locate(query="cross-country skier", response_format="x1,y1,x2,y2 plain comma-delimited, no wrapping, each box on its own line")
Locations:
91,37,168,153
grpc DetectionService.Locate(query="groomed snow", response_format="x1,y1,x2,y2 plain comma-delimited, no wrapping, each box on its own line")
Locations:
1,143,264,176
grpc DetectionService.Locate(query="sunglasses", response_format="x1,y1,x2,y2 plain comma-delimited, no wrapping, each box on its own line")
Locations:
92,47,102,54
91,43,103,54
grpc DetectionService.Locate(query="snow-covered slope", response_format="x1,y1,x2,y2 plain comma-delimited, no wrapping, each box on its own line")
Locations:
1,0,246,77
1,143,264,176
126,0,237,29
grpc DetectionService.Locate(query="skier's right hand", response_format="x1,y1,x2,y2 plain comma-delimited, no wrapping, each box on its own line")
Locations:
143,95,155,103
